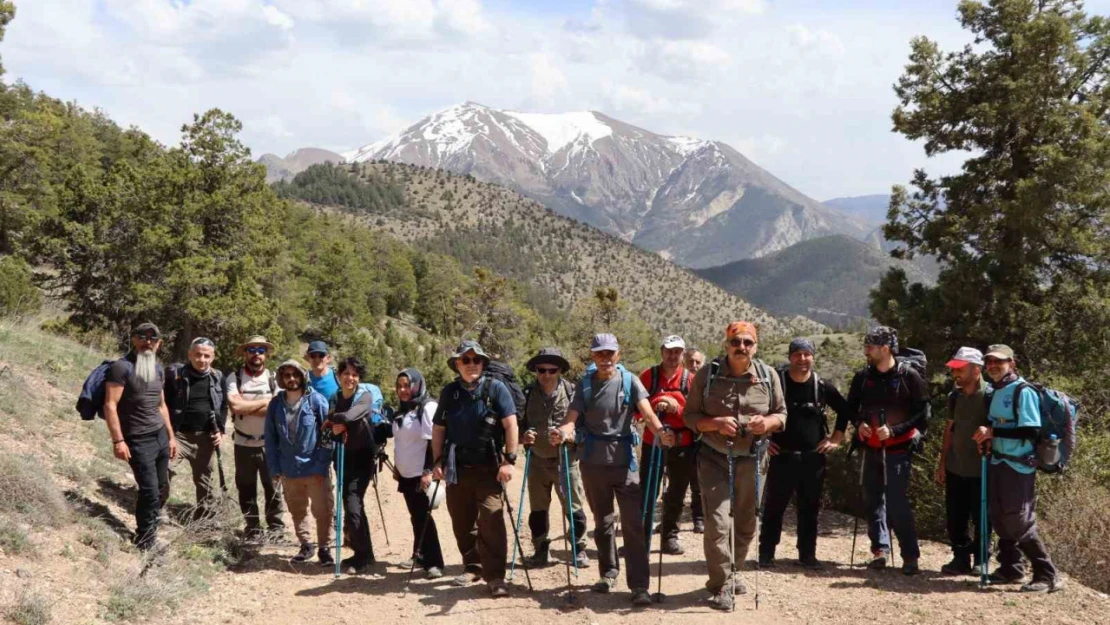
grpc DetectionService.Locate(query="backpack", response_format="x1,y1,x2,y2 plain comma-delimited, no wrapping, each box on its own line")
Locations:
486,361,526,425
76,360,118,420
576,363,640,470
350,382,385,425
1012,382,1080,473
648,365,690,396
444,375,515,464
704,357,779,409
236,368,277,396
894,347,927,381
775,364,823,410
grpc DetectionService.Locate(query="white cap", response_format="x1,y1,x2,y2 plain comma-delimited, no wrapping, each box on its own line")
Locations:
661,335,686,349
946,346,984,368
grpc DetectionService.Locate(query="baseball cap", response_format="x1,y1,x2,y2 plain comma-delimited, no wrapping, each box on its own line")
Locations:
132,322,161,339
590,333,620,352
984,344,1014,361
946,346,984,368
661,335,685,350
307,340,330,355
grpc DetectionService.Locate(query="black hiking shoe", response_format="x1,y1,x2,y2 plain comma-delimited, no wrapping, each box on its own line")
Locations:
758,553,775,569
341,556,368,574
318,549,334,567
526,543,550,567
988,569,1023,585
661,537,684,555
1022,578,1065,594
591,577,616,594
868,551,888,570
901,560,920,576
291,542,316,562
940,558,973,576
630,588,652,606
692,518,705,534
799,556,823,570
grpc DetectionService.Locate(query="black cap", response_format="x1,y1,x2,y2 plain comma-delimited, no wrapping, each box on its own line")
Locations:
307,340,329,355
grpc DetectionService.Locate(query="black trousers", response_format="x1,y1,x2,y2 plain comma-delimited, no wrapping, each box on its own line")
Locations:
989,462,1058,582
759,452,825,560
234,445,285,533
398,476,445,570
638,443,703,540
342,448,376,563
944,470,989,564
126,427,170,549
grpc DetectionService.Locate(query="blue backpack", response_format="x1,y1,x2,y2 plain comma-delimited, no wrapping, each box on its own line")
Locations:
1013,382,1080,473
351,382,386,425
580,362,634,410
76,360,119,421
576,363,639,470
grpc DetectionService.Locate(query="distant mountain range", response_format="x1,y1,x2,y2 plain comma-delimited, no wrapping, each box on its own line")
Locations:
339,102,873,268
258,148,344,183
824,194,890,226
695,234,938,328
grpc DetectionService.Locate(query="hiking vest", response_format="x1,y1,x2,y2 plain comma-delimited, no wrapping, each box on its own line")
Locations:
575,364,641,470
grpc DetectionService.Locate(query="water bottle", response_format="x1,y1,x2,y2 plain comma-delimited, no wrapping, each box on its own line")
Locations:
1037,434,1060,469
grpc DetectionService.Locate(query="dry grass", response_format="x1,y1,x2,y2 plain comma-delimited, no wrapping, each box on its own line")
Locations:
0,454,69,528
4,590,52,625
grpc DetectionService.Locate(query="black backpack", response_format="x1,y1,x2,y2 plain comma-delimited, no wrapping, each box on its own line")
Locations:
485,361,526,427
648,365,690,396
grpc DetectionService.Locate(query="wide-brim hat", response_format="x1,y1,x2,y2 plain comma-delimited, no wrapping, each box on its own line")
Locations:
275,358,307,381
448,340,490,372
237,335,275,357
526,347,570,373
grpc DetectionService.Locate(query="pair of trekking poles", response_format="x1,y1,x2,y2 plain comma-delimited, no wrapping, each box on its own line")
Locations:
724,422,766,612
849,410,897,569
331,437,392,579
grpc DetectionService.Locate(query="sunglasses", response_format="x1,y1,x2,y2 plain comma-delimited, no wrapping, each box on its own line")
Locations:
536,367,560,375
458,356,483,366
984,357,1012,365
134,333,160,342
246,347,268,355
729,338,756,348
306,352,326,359
279,370,300,379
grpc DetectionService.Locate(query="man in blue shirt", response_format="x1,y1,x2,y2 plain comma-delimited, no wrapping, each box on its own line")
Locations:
972,345,1062,593
306,340,340,405
430,340,519,598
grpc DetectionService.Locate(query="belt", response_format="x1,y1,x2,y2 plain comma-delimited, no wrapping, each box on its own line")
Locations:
234,428,263,441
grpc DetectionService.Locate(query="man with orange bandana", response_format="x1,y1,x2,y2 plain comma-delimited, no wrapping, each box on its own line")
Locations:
684,322,786,610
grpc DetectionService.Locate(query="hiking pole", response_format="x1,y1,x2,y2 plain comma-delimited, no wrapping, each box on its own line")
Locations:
501,482,534,591
850,444,865,568
979,444,990,589
557,442,580,609
334,439,345,579
754,437,764,611
652,434,669,604
371,457,391,548
878,409,896,569
404,478,441,596
508,446,532,581
726,435,737,613
642,441,662,548
208,413,228,495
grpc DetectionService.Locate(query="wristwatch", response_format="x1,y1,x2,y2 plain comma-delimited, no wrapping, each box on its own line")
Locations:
503,452,518,466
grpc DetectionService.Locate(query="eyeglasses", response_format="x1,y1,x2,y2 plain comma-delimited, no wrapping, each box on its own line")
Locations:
279,370,300,379
729,338,756,348
536,367,559,375
458,356,483,366
246,347,268,355
134,333,159,342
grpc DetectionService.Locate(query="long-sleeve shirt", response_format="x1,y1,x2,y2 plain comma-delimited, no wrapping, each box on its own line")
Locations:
770,370,854,453
684,359,787,457
846,364,930,451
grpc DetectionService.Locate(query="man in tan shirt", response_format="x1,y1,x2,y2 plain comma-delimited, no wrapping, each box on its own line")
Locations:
684,321,786,611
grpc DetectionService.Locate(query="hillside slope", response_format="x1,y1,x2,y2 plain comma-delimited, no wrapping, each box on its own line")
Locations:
695,235,938,328
308,162,819,345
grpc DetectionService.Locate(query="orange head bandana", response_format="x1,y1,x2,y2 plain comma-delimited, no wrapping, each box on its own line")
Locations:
725,321,758,342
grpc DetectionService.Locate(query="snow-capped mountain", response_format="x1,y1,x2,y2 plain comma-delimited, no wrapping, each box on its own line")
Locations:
346,101,871,268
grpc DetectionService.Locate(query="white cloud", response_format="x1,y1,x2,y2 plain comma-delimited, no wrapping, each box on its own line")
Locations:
1,0,976,199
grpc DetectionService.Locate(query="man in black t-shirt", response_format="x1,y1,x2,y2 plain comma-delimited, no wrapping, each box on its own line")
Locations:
758,338,853,569
103,322,177,551
164,337,226,521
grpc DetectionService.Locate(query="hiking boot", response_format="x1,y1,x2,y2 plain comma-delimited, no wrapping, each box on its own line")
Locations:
575,549,590,568
901,560,920,576
732,578,747,595
488,580,510,598
318,549,334,567
709,589,734,611
244,527,265,543
692,518,705,534
868,551,888,570
525,543,550,567
292,542,315,562
425,567,444,580
799,556,823,570
591,577,616,594
661,537,684,555
341,557,368,574
452,571,482,587
758,553,776,569
398,558,416,569
988,569,1023,585
1021,578,1065,593
630,588,652,606
940,558,973,576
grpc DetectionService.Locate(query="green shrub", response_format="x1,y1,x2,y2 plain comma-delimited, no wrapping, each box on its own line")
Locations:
0,518,31,554
0,256,41,319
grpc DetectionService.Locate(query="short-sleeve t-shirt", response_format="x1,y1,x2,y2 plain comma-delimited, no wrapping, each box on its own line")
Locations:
433,377,515,466
568,371,650,467
988,377,1041,475
108,354,165,439
227,367,275,448
309,369,340,404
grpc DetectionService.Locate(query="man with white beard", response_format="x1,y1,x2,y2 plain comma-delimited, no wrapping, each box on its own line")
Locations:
104,322,178,551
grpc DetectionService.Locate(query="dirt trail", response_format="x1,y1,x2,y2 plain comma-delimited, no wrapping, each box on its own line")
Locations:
155,459,1108,625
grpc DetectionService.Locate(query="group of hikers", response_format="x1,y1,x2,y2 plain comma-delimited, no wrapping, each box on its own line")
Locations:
95,320,1066,612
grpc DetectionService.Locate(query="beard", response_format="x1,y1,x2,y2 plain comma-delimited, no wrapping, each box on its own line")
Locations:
134,350,158,384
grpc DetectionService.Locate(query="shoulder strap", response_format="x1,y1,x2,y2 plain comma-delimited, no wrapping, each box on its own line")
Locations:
649,366,659,396
813,371,822,408
582,372,594,410
704,359,721,402
679,369,690,395
948,390,959,420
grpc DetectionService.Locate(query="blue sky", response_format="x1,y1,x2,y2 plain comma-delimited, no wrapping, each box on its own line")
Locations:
5,0,1107,200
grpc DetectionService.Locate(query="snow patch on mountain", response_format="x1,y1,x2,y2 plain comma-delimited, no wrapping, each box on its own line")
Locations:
502,110,613,153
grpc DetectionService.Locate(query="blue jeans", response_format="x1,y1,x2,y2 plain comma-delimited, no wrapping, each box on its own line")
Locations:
864,448,920,561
